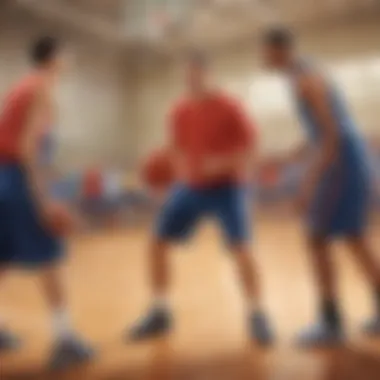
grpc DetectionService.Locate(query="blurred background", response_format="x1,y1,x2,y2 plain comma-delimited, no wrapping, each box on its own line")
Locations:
1,1,380,379
1,0,380,228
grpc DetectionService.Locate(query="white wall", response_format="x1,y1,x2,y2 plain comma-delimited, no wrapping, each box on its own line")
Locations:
133,20,380,159
0,10,133,170
2,10,379,172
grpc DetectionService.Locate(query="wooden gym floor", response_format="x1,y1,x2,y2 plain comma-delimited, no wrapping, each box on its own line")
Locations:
1,217,380,380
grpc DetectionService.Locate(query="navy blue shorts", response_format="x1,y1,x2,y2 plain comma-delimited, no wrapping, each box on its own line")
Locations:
0,164,63,268
308,163,371,238
156,184,252,245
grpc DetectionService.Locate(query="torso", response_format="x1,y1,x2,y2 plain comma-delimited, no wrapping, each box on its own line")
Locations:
290,59,370,174
173,93,246,188
0,74,54,164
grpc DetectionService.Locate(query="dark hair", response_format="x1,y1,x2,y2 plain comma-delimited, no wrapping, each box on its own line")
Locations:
262,27,294,48
30,36,61,66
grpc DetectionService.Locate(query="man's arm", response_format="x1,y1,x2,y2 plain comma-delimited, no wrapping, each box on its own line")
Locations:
297,73,339,206
20,86,51,215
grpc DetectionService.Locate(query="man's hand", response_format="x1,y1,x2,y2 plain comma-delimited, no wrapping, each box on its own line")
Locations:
41,200,77,236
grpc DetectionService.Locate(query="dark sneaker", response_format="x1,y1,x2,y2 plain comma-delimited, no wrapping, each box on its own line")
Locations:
362,316,380,337
249,311,275,347
0,330,21,352
128,307,172,341
48,336,94,371
296,322,345,348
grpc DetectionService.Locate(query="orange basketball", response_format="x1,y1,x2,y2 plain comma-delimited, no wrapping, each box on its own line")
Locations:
141,149,175,191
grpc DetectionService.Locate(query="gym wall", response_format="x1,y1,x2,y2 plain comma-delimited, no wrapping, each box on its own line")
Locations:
0,10,132,171
132,19,380,161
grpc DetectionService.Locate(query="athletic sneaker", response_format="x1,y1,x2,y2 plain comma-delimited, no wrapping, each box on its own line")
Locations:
362,316,380,337
48,336,94,370
0,330,21,351
249,311,275,346
128,307,172,341
296,322,345,348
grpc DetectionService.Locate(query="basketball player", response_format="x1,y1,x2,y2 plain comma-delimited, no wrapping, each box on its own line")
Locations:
0,36,93,368
261,28,380,347
127,52,274,345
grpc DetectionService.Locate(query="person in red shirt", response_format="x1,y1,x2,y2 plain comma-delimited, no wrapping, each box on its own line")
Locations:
0,36,93,368
127,51,274,345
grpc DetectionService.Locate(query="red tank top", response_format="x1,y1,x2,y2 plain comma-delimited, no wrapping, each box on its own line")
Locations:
0,75,43,162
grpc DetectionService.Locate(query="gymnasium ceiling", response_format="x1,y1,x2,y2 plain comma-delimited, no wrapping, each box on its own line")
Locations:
12,0,380,51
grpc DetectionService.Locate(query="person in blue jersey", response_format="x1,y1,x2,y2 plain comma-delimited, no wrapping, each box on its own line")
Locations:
261,27,380,347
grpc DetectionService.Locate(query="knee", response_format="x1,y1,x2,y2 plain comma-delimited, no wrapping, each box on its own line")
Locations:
307,234,329,254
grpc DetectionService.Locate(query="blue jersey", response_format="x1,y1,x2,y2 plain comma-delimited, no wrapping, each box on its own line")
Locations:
291,60,372,237
292,60,370,180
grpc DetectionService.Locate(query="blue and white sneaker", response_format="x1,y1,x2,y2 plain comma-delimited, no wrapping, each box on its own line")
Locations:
250,312,275,346
0,330,21,352
49,336,94,370
128,307,172,341
362,316,380,337
296,322,345,348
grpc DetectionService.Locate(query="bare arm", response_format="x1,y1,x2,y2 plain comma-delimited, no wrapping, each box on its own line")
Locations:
20,87,51,214
298,73,339,200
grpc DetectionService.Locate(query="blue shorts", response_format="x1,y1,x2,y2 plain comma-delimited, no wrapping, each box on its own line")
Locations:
308,163,371,238
0,164,63,268
156,184,252,245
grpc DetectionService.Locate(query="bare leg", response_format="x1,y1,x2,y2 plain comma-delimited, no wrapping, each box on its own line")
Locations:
345,235,380,289
40,263,94,369
346,235,380,335
40,264,68,312
0,266,20,350
231,243,274,345
150,239,171,301
231,244,261,307
0,266,8,327
296,235,344,347
307,236,338,302
128,238,172,341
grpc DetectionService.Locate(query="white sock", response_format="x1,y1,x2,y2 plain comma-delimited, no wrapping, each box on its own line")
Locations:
153,295,169,311
52,308,73,341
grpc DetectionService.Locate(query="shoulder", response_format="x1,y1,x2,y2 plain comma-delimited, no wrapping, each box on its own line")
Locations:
169,98,193,127
214,92,244,115
292,60,327,96
295,70,326,99
170,98,190,118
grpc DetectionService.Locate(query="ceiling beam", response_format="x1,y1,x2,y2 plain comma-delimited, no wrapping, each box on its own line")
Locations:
15,0,126,43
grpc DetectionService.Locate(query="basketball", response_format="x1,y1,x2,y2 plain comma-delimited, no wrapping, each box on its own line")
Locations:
140,149,175,191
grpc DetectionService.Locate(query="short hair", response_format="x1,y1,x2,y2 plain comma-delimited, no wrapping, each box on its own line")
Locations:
30,36,61,66
262,27,294,48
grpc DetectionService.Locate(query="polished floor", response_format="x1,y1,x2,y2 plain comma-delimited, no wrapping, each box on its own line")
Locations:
1,217,380,380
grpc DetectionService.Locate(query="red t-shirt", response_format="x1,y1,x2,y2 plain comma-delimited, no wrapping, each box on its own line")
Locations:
170,92,256,188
